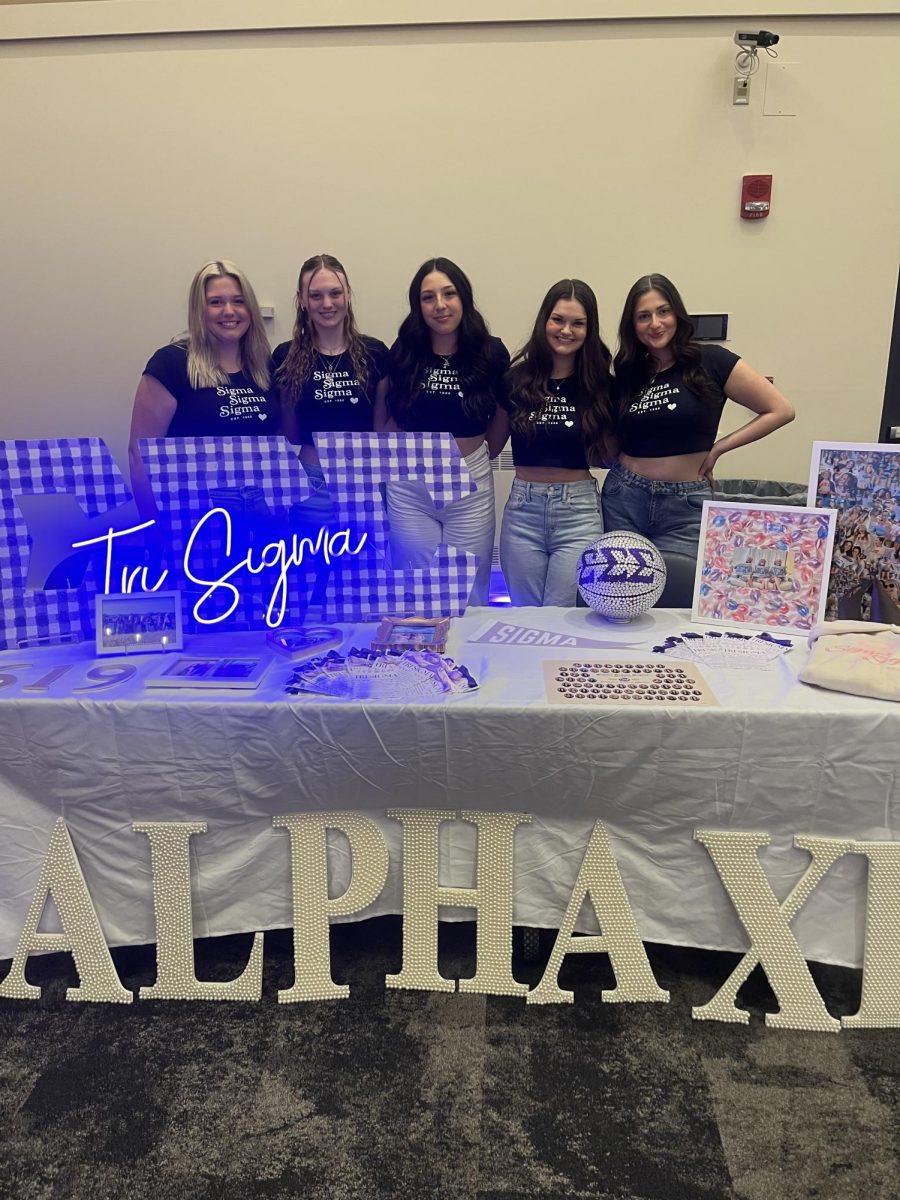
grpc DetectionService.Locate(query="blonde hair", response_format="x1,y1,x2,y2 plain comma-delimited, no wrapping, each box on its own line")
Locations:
184,259,271,391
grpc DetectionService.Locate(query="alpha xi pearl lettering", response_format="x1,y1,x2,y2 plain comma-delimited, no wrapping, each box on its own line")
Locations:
1,813,897,1030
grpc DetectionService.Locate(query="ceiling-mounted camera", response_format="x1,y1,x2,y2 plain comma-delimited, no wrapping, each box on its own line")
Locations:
733,31,780,49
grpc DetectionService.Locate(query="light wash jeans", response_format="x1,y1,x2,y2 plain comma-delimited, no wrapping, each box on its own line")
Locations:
601,461,711,558
499,478,604,607
385,442,495,606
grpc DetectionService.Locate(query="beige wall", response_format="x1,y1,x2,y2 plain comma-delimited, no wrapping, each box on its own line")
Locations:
1,11,899,483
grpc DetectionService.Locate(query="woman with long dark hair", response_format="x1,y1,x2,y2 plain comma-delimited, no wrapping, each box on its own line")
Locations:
602,273,794,556
495,279,615,606
383,257,509,605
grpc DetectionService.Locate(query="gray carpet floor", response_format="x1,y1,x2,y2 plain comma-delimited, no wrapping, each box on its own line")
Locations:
1,920,898,1200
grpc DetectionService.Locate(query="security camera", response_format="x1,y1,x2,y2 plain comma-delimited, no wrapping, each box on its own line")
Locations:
734,31,780,49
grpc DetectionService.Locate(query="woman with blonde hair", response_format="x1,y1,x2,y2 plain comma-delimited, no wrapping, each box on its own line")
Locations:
131,259,276,437
271,254,389,610
128,259,278,515
273,253,389,487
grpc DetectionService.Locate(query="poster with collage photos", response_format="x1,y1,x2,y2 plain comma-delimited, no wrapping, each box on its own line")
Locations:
808,442,900,620
693,501,836,634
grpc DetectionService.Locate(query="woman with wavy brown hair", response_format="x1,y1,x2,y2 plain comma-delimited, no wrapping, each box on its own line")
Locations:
274,253,390,479
494,279,615,606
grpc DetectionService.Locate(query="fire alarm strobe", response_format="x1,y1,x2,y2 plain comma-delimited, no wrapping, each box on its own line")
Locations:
741,174,772,220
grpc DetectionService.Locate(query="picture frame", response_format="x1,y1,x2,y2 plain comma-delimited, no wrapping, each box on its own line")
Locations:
144,655,270,690
95,590,183,656
371,615,451,654
692,501,836,634
265,626,344,661
807,442,900,620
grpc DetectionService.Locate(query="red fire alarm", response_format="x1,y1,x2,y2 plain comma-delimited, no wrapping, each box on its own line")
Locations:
741,174,772,220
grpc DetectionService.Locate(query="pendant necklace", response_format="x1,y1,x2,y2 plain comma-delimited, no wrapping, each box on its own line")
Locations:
550,367,576,395
441,355,464,396
639,371,659,402
428,353,463,398
316,347,345,371
640,351,673,400
316,348,346,393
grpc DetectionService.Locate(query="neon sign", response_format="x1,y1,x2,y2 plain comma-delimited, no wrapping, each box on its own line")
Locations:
0,434,478,650
72,509,367,629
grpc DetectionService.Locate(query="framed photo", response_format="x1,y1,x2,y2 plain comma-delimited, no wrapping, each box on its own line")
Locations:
95,590,183,656
265,626,343,661
145,655,270,690
808,442,900,619
372,615,450,654
692,501,836,634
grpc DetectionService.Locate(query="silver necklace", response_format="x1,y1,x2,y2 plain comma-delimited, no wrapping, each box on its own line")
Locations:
638,371,659,401
315,350,346,388
316,348,345,369
426,355,463,397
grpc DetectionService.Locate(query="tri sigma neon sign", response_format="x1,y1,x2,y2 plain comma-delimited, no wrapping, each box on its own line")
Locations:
71,510,368,628
0,433,479,650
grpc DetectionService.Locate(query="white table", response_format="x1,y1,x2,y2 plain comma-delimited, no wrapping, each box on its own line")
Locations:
1,607,896,967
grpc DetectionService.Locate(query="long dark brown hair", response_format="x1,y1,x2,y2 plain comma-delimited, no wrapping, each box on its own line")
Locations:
276,254,369,406
388,257,498,426
614,273,722,409
507,279,614,466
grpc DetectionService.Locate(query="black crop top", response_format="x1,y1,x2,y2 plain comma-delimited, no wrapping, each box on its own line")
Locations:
272,335,389,446
389,336,509,438
501,375,591,470
618,344,740,458
143,343,280,437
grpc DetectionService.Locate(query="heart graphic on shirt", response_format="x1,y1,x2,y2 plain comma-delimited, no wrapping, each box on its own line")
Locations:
667,402,677,410
564,420,574,427
259,413,267,420
349,397,359,404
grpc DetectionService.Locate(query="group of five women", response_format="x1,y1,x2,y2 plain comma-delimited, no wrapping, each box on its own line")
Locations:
129,256,795,607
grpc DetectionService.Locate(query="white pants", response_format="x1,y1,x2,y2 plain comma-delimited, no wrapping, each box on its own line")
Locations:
385,442,495,606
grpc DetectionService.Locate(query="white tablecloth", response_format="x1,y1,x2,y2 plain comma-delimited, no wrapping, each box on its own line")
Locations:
1,607,896,967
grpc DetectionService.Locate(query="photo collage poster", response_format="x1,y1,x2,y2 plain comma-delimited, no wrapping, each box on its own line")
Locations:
693,502,836,634
808,442,900,620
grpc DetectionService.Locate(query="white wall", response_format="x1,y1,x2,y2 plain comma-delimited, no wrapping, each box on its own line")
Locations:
1,9,899,483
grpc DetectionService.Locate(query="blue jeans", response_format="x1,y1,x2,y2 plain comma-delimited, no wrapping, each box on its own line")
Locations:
500,478,604,607
600,461,711,558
